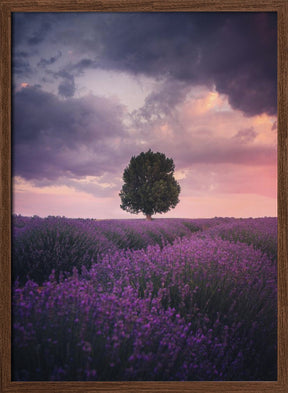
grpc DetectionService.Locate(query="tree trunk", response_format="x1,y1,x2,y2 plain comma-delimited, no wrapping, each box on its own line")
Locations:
146,214,152,220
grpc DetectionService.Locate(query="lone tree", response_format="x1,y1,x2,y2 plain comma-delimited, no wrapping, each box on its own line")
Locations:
119,149,181,220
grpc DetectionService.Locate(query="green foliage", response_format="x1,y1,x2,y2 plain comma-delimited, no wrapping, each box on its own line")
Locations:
119,150,181,218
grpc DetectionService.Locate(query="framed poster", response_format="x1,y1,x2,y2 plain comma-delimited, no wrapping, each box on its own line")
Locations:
1,0,287,392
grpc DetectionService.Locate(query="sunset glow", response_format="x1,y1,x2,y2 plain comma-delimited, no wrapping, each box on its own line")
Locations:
12,12,277,219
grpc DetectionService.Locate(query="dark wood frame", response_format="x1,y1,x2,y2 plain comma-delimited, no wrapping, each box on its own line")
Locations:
1,1,287,392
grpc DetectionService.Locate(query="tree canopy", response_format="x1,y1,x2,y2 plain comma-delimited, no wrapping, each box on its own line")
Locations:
119,150,181,219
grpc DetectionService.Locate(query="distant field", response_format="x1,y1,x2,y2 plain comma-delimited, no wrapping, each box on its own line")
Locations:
12,216,277,381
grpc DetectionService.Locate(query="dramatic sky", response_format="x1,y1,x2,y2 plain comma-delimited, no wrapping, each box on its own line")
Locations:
12,12,277,219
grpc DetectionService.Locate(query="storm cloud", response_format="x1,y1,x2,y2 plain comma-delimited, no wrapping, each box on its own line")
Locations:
13,86,129,181
12,12,277,116
11,12,277,218
13,82,276,188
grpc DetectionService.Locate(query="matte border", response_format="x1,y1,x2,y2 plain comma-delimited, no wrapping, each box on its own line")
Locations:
1,1,287,392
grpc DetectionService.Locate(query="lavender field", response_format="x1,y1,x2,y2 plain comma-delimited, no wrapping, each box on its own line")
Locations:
12,216,277,381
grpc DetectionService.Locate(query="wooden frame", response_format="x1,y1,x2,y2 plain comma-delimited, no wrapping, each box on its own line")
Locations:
1,0,287,392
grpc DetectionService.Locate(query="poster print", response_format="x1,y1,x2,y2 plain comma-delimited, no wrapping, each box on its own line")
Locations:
10,9,278,385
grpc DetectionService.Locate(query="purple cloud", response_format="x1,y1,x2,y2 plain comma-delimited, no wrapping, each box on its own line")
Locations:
12,12,277,117
13,86,129,181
